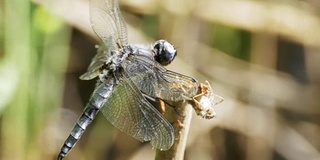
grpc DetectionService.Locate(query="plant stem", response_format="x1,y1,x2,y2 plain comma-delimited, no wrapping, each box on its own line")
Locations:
155,101,193,160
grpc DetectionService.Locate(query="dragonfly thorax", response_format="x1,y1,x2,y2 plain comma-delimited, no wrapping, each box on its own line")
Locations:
98,49,131,82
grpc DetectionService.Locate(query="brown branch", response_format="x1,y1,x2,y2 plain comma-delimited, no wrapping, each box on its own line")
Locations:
155,101,193,160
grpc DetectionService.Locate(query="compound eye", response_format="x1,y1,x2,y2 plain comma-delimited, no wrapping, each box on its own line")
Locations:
153,40,177,66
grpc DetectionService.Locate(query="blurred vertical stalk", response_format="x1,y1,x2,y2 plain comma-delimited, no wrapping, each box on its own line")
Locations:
2,1,71,159
2,0,31,160
155,101,193,160
31,6,71,159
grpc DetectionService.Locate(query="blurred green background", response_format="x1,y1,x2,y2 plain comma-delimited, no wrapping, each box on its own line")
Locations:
1,0,320,160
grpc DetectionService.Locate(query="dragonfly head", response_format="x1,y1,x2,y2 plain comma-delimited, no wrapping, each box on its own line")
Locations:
153,40,177,66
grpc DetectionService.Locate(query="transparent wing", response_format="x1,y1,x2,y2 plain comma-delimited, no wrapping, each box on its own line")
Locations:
90,0,128,49
82,0,128,80
80,44,111,80
100,71,174,150
122,54,199,101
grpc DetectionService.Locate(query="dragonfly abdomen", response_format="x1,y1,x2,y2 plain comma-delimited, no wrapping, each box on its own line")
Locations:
58,81,115,160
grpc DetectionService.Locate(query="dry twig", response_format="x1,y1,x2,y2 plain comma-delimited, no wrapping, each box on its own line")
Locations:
155,101,193,160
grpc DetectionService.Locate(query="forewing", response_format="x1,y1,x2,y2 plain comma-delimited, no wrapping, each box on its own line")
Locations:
123,54,199,101
82,0,128,80
100,72,174,150
90,0,128,48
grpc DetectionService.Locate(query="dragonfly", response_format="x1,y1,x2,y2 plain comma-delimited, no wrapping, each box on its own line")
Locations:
57,0,199,159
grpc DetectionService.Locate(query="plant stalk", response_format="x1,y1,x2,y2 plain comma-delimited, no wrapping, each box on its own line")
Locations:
155,100,193,160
